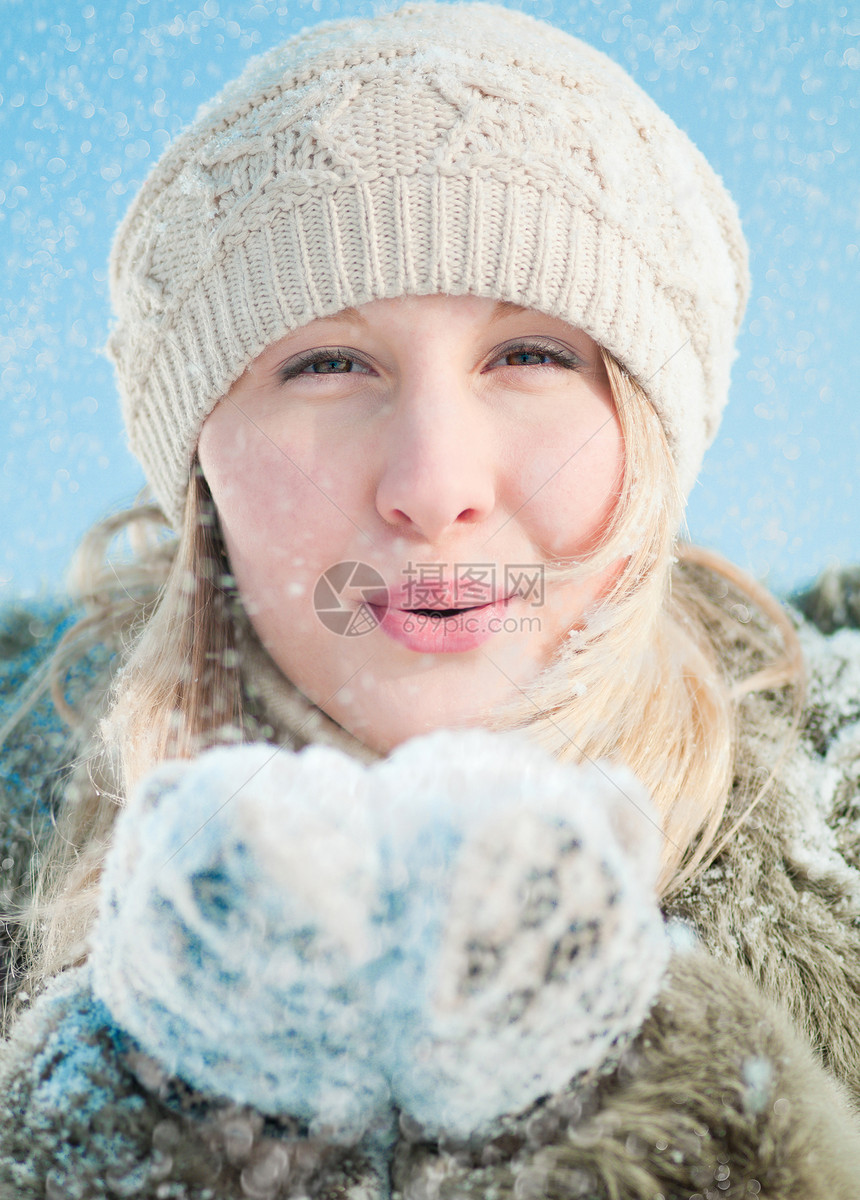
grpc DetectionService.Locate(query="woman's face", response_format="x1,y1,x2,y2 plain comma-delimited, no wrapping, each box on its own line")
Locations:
198,293,624,754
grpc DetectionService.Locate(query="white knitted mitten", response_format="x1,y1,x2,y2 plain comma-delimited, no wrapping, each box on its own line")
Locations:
374,732,670,1140
89,729,670,1144
90,742,392,1142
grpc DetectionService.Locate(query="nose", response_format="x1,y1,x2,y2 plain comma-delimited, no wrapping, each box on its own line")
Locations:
374,381,496,544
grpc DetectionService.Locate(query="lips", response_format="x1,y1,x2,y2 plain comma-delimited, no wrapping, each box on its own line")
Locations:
365,584,510,612
366,594,516,654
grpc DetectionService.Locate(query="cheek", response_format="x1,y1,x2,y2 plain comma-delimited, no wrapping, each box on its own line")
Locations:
198,419,355,624
524,415,625,556
200,418,313,552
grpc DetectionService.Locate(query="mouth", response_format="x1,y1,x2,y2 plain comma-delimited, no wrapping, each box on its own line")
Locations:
364,586,515,613
364,593,516,653
399,602,500,616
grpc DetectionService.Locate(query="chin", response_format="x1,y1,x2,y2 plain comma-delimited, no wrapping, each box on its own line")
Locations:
335,703,483,757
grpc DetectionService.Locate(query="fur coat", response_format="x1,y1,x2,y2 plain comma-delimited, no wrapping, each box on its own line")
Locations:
1,566,860,1200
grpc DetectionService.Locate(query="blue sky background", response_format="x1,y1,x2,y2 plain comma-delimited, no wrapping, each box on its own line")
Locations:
2,0,858,600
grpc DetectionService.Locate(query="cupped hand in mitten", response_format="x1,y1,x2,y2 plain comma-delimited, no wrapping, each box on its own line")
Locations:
89,740,392,1143
378,732,671,1140
89,728,670,1145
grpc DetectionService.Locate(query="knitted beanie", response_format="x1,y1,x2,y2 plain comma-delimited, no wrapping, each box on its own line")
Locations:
106,0,750,529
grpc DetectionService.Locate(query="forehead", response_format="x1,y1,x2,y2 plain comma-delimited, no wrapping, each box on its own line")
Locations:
297,297,538,329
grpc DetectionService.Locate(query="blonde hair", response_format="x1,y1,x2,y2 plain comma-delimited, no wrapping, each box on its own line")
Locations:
2,350,803,1025
483,353,804,893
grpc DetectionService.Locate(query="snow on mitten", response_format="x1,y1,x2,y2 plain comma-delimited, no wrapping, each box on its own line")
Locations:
373,729,671,1141
89,743,394,1143
89,729,670,1149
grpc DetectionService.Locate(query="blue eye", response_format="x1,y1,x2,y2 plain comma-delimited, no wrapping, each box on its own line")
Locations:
504,350,551,366
494,340,583,371
279,349,369,381
306,357,354,373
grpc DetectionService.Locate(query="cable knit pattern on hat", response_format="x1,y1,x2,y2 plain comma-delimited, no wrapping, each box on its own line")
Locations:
106,0,750,527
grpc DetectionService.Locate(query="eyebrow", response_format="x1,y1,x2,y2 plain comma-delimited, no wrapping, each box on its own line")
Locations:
489,299,531,323
311,306,366,326
309,299,531,327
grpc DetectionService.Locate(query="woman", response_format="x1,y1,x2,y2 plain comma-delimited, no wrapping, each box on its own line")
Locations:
2,2,860,1196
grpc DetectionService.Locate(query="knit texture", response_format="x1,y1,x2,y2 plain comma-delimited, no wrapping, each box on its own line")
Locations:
88,729,669,1144
106,0,750,527
5,573,860,1196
